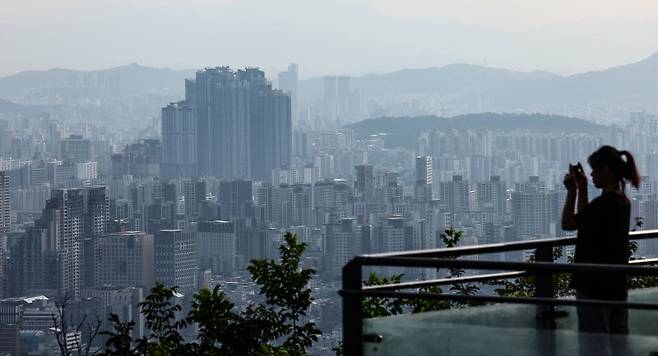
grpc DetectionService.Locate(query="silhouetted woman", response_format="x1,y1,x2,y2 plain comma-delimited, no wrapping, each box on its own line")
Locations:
561,145,640,354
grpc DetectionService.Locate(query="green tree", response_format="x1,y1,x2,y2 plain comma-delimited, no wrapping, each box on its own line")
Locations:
248,232,321,354
100,232,320,356
488,247,574,298
99,315,139,356
361,273,407,318
358,227,476,318
138,283,189,355
334,228,467,354
440,228,481,301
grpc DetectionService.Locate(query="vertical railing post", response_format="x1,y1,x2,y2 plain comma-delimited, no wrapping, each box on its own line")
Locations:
343,259,363,356
534,245,557,355
535,245,555,329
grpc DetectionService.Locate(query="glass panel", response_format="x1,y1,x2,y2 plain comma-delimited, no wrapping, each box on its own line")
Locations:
363,287,658,356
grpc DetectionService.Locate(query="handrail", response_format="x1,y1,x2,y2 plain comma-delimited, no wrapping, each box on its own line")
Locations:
341,229,658,356
340,289,658,311
364,257,658,291
353,257,658,274
361,229,658,259
363,271,527,291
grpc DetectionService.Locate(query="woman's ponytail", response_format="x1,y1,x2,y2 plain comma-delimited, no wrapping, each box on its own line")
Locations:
619,150,641,189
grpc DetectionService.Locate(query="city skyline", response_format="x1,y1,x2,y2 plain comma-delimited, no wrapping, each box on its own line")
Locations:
3,2,658,352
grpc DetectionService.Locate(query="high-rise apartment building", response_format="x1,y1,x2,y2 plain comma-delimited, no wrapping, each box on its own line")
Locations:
379,216,408,276
197,220,236,276
271,184,313,228
355,165,374,201
511,177,554,240
39,186,109,299
183,179,206,218
323,215,356,280
112,139,161,179
94,231,155,289
439,175,470,217
415,156,433,201
154,230,197,294
61,135,92,163
313,180,353,225
252,89,292,181
75,161,97,181
476,175,507,219
183,67,291,181
415,156,433,186
218,180,253,220
7,227,49,296
278,63,298,123
161,102,197,178
0,172,9,234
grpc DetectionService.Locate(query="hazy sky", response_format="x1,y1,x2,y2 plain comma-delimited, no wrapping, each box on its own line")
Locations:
2,0,658,78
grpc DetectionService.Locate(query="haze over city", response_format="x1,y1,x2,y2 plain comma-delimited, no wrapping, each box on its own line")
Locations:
3,0,658,77
2,1,658,355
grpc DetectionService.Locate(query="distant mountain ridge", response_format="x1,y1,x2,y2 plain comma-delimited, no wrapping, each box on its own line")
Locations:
0,98,52,116
297,63,558,101
298,52,658,110
2,52,658,113
0,63,194,100
348,113,609,149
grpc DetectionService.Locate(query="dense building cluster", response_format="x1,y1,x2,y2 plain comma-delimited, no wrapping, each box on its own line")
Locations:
2,65,658,353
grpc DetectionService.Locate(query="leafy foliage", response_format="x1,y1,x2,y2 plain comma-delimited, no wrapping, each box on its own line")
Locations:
359,227,476,319
490,217,658,298
99,315,139,356
361,273,407,318
99,232,320,356
407,286,451,313
440,228,481,303
626,216,658,289
138,283,189,355
487,247,574,298
249,232,321,354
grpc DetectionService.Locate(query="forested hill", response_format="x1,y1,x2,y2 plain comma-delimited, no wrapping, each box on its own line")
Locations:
347,113,609,149
0,98,53,116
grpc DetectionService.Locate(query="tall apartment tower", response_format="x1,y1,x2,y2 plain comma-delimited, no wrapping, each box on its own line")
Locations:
218,180,253,220
184,67,291,181
476,175,507,218
94,231,155,289
379,216,408,276
154,230,197,294
511,177,552,240
323,215,356,280
439,175,470,217
0,172,10,234
40,186,109,299
61,135,92,163
197,220,236,276
415,156,433,201
271,184,313,228
278,63,298,123
183,179,206,218
161,102,197,178
252,89,292,181
355,165,374,201
7,227,48,296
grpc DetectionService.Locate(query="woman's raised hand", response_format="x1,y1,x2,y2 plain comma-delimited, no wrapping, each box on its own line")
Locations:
575,162,588,190
564,172,576,192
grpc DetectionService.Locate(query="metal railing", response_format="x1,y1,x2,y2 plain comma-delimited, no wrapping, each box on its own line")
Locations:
339,229,658,356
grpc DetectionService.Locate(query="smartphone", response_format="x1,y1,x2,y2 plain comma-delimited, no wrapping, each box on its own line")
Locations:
569,164,577,175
